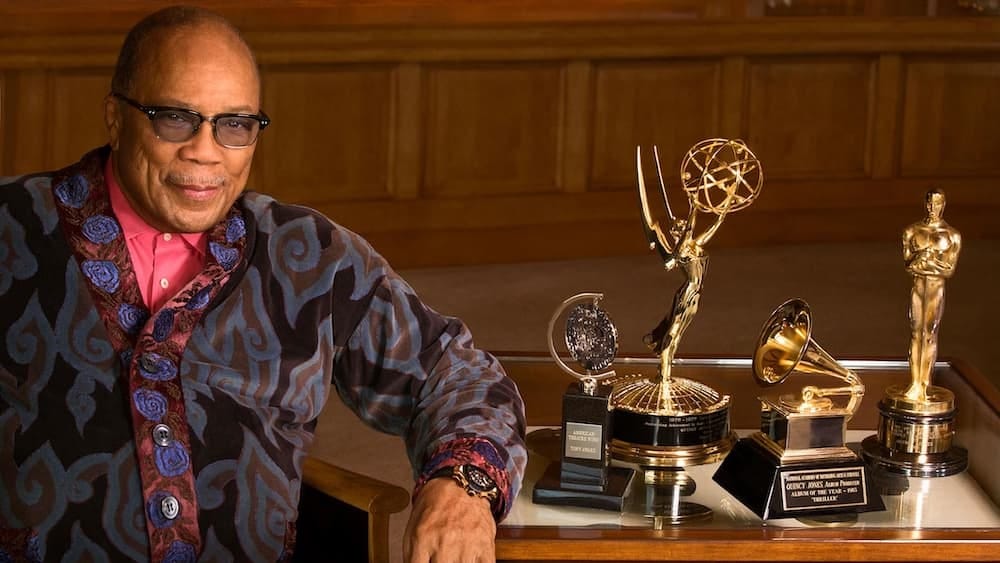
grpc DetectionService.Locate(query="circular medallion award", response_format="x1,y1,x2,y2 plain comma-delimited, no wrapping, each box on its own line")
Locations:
562,294,618,388
532,293,636,512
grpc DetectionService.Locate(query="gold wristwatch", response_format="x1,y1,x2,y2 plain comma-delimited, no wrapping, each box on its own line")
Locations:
436,464,499,505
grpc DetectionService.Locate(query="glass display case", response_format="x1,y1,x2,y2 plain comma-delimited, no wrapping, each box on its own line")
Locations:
496,354,1000,562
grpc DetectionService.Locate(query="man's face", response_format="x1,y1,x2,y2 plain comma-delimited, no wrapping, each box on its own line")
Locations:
105,24,261,233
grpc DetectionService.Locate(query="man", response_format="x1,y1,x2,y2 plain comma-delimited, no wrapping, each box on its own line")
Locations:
0,6,525,562
902,188,961,402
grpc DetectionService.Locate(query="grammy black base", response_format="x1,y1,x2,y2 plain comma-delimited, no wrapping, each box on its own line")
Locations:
712,437,885,520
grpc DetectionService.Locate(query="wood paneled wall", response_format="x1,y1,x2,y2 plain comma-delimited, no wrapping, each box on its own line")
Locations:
1,2,998,267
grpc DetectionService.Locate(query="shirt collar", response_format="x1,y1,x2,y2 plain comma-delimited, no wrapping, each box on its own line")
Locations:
105,156,207,255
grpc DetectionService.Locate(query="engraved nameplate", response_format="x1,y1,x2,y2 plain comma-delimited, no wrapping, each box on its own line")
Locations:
564,422,604,461
779,466,869,512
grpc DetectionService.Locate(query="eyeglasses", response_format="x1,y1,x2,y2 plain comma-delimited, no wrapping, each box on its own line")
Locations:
112,92,270,148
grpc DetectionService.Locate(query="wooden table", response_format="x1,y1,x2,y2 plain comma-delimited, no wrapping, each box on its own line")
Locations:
495,354,1000,562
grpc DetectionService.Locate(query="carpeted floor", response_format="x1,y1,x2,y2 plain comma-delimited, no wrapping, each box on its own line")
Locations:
308,239,1000,562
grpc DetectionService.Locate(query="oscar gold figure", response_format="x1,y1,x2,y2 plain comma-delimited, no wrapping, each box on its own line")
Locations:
903,188,961,403
861,188,968,477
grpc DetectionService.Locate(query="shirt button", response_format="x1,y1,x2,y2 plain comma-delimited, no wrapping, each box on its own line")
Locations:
139,354,158,373
159,278,169,289
163,233,173,241
152,424,173,447
160,495,180,520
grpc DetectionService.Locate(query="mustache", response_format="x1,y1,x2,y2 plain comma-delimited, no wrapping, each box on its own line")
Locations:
166,174,227,187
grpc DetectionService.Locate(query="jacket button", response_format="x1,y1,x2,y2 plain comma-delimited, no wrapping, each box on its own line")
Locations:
139,354,158,373
152,424,173,447
160,495,180,520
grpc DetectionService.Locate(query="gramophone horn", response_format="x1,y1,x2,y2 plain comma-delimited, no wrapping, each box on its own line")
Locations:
753,299,813,385
753,298,863,413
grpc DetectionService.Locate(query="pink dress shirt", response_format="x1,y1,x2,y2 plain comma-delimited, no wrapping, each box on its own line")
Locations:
105,158,207,312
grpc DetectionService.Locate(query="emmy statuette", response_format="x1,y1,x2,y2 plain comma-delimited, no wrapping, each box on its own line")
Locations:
532,293,636,511
606,140,761,469
861,189,968,477
713,299,885,520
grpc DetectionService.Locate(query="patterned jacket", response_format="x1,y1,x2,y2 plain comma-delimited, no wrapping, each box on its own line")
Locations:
0,146,526,562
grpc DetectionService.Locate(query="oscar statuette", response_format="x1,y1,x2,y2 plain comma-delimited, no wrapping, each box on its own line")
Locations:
606,140,760,469
532,293,636,511
713,299,885,520
861,189,968,477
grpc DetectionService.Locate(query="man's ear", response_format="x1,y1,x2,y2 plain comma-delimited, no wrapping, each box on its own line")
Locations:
104,94,121,151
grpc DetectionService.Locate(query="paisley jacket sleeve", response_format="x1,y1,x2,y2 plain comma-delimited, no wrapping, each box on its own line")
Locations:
247,194,527,521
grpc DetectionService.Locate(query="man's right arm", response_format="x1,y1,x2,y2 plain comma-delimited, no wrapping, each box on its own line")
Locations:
321,225,526,522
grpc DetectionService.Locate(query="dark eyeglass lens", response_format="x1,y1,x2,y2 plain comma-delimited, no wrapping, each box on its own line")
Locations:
215,117,259,147
151,111,199,142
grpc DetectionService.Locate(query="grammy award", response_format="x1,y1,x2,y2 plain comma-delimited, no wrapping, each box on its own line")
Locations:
713,299,885,519
533,293,636,511
861,189,968,477
606,139,760,469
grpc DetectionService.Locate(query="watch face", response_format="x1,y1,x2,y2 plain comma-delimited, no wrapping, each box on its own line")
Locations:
464,466,496,492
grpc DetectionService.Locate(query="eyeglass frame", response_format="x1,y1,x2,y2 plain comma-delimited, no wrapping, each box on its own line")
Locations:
111,92,271,149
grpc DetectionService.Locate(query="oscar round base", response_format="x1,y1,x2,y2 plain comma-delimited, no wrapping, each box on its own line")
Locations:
860,435,968,478
881,384,955,415
874,398,957,455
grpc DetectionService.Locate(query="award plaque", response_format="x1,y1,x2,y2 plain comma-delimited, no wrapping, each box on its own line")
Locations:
606,140,760,468
713,299,885,520
533,293,636,511
861,189,968,477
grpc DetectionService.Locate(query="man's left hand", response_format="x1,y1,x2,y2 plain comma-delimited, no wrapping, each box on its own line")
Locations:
403,476,497,563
